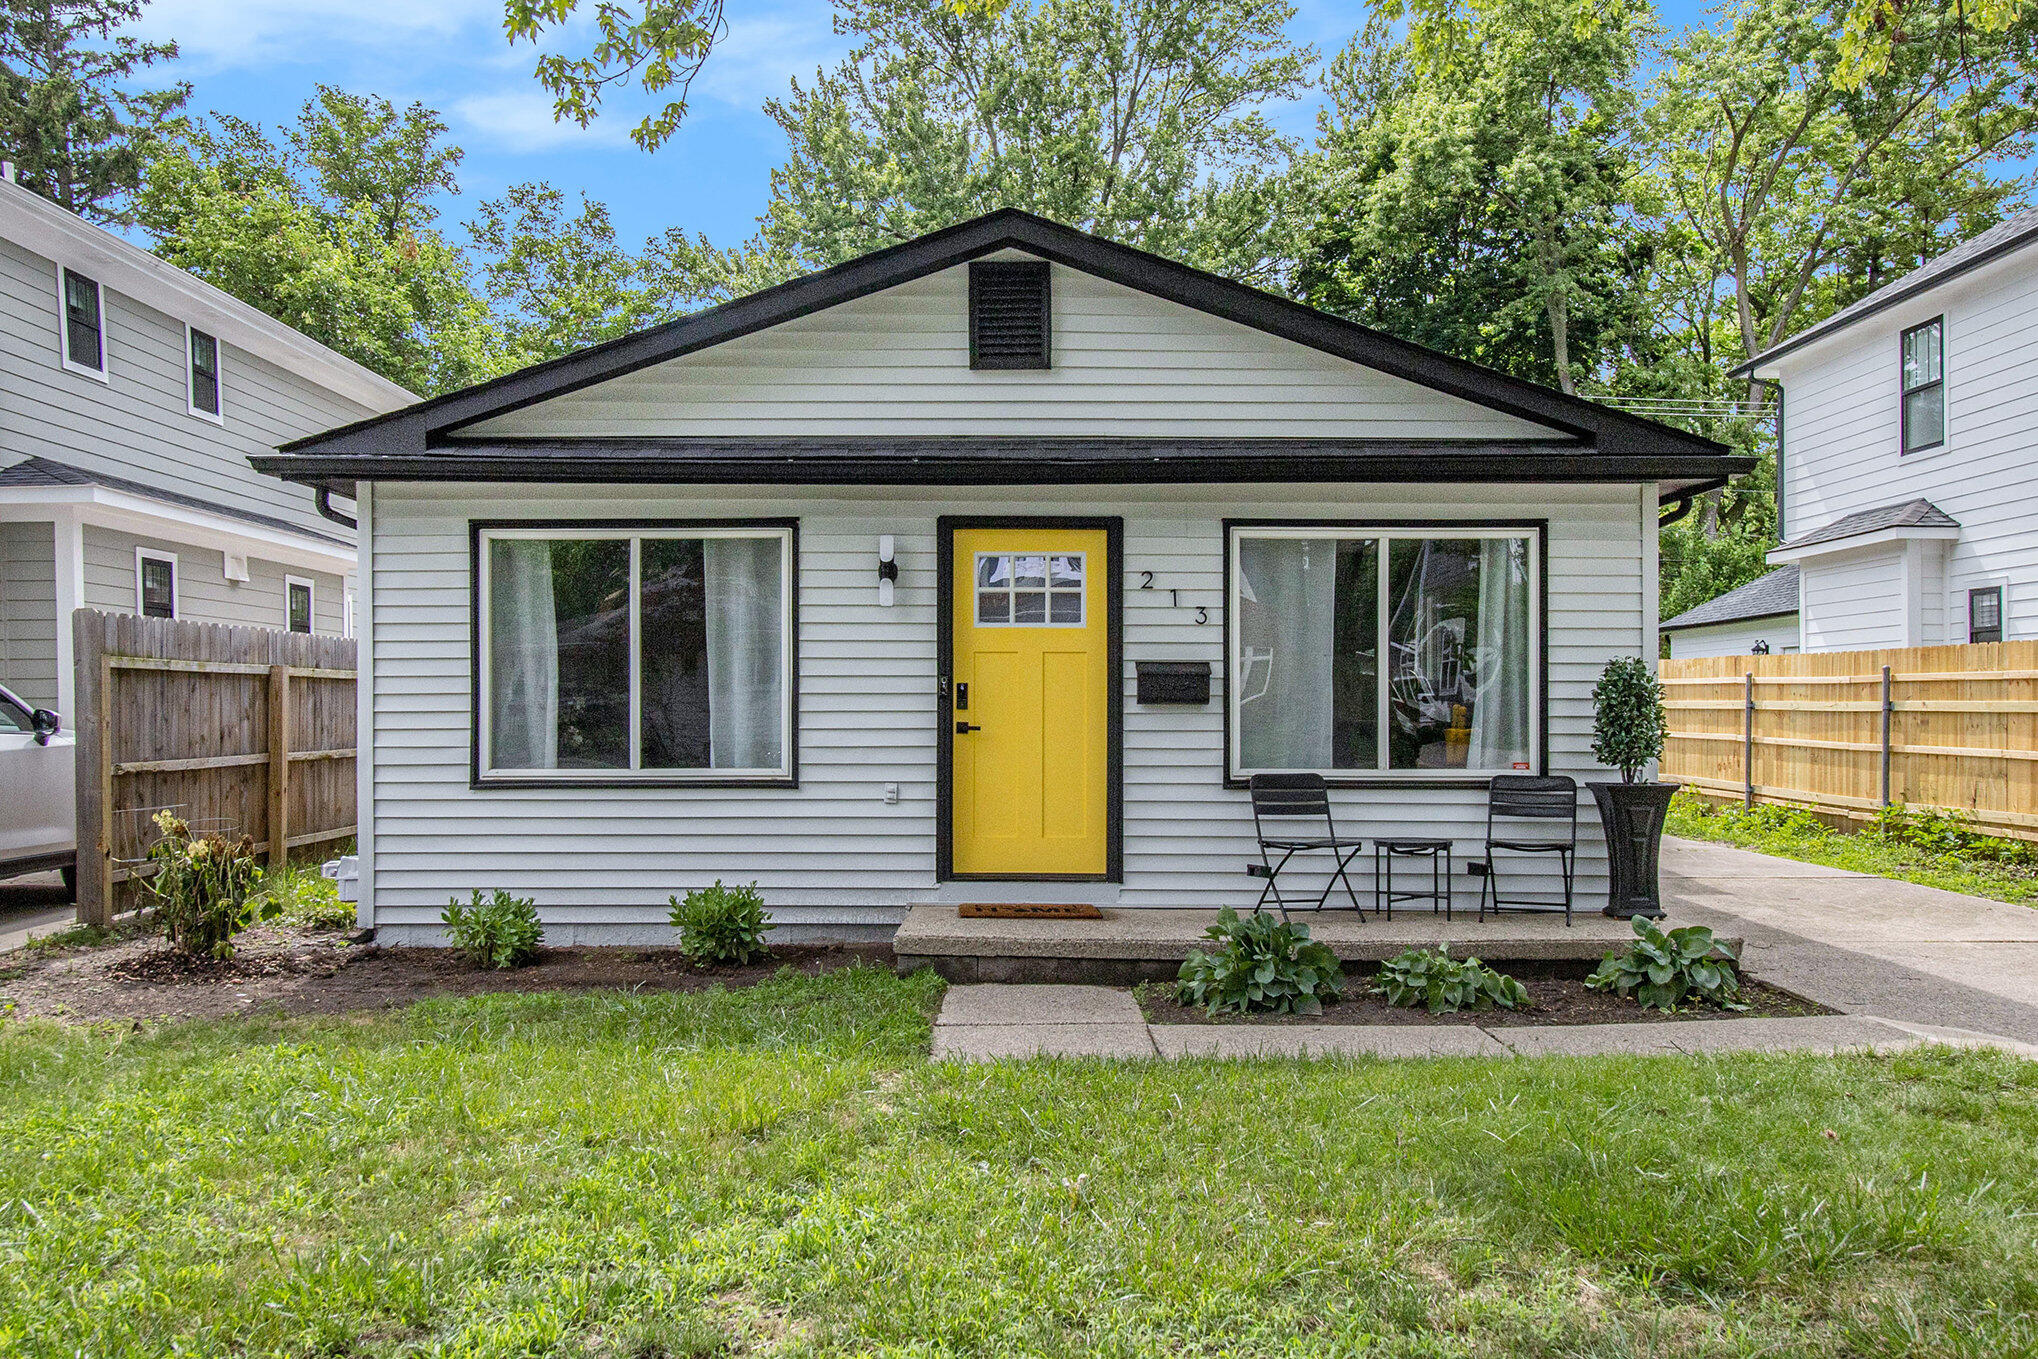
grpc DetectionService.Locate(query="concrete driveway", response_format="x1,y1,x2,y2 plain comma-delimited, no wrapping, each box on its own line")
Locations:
0,871,75,953
1663,837,2038,1043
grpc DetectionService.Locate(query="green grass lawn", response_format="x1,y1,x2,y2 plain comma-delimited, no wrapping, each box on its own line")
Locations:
1668,794,2038,906
3,967,2036,1357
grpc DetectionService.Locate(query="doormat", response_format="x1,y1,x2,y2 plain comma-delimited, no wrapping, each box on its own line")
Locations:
957,903,1105,920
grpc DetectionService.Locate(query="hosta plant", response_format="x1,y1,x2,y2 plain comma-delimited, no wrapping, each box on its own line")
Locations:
1175,907,1344,1016
144,810,263,961
670,880,773,965
1587,917,1746,1012
1374,946,1529,1014
442,889,544,969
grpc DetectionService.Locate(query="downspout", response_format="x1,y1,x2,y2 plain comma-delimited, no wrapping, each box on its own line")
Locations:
1773,384,1785,545
316,486,358,532
1658,494,1696,528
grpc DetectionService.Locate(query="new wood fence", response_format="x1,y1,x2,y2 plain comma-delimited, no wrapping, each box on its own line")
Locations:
72,610,357,926
1659,642,2038,841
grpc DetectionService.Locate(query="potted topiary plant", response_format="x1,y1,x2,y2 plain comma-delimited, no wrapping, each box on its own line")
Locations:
1588,656,1677,919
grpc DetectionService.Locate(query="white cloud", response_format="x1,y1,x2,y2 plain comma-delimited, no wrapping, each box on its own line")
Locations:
694,5,847,108
451,89,634,150
133,0,497,69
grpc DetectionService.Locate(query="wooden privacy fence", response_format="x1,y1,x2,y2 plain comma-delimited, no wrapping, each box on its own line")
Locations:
73,610,357,926
1659,641,2038,841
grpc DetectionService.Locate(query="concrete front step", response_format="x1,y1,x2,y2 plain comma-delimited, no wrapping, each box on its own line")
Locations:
895,905,1702,984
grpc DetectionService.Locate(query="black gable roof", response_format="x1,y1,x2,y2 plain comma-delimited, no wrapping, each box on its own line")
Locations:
253,209,1745,496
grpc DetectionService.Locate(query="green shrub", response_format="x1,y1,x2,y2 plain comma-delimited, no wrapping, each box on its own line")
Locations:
1591,656,1667,783
669,881,773,964
143,810,264,961
442,889,544,969
258,867,355,931
1175,907,1344,1016
1587,917,1745,1012
1373,946,1529,1014
1869,804,2035,865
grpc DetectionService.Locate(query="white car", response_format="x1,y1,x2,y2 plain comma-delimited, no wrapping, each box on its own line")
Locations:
0,683,75,893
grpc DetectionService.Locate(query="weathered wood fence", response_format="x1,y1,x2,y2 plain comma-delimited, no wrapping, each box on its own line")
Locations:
73,610,357,926
1659,641,2038,841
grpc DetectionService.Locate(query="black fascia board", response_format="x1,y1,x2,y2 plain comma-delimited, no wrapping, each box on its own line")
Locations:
271,209,1730,464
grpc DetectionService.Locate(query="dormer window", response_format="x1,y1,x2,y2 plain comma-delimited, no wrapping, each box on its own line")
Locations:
969,261,1051,370
1901,318,1943,453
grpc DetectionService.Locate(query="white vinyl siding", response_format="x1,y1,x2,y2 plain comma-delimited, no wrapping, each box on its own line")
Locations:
82,525,345,633
364,481,1646,942
0,519,58,711
0,234,376,543
1664,615,1801,659
1776,244,2038,647
1799,548,1906,652
462,260,1569,442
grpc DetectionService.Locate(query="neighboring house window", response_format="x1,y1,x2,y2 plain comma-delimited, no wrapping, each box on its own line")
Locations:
60,268,105,375
1970,586,2003,644
1226,523,1542,783
188,327,222,418
137,549,177,619
1900,318,1944,453
286,577,314,634
475,523,797,784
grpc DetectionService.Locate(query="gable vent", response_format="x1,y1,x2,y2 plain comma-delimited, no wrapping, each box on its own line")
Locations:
969,261,1051,370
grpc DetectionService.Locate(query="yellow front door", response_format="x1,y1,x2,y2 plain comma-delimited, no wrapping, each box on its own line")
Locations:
950,527,1110,877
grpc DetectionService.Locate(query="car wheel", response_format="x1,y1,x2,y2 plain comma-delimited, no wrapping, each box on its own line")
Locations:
60,864,77,899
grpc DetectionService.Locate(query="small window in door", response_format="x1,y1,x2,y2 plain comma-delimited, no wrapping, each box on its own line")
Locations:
1970,586,2003,643
286,577,314,634
188,327,222,418
62,269,104,374
138,551,176,618
974,552,1085,626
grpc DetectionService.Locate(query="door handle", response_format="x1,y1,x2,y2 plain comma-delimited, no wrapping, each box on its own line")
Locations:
955,722,982,734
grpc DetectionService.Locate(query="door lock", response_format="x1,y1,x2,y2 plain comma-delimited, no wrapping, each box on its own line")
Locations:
955,722,982,734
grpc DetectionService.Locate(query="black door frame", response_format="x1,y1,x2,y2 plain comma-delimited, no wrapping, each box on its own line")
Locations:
935,515,1124,883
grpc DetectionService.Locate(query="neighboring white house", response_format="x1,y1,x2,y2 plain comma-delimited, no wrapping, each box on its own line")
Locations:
254,211,1748,943
1736,205,2038,652
0,173,416,723
1661,565,1801,659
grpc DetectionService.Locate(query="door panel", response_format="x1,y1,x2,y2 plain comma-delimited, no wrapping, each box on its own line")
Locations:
950,528,1109,877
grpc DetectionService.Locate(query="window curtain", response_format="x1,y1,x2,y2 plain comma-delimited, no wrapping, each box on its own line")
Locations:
1237,538,1335,768
490,539,559,769
1468,537,1531,770
704,537,785,769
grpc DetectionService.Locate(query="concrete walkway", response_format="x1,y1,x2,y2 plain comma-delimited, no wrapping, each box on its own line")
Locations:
1662,837,2038,1043
928,983,1951,1062
0,872,75,954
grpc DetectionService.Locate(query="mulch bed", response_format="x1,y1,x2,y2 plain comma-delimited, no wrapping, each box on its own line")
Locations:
1136,970,1833,1027
0,923,896,1023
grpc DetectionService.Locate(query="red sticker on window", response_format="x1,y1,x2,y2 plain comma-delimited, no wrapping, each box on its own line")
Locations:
1513,762,1530,770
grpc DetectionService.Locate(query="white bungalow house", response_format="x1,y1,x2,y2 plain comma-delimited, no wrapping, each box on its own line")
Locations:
0,172,416,725
1661,566,1800,659
1735,206,2038,652
253,211,1748,943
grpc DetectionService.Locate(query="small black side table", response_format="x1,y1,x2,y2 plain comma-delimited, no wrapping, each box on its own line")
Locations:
1373,839,1454,919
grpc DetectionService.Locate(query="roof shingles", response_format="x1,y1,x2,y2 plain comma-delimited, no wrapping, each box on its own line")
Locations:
1661,565,1800,631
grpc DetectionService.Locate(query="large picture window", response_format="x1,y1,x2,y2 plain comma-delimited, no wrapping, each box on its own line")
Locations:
475,523,796,785
1227,523,1542,784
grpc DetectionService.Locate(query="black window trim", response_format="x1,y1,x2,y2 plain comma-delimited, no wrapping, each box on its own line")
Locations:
1900,315,1945,455
468,517,801,790
1221,517,1550,790
59,267,106,379
1968,584,2004,644
187,324,223,421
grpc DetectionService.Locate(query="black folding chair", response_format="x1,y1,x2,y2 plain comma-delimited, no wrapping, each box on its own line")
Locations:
1468,775,1578,924
1246,773,1367,920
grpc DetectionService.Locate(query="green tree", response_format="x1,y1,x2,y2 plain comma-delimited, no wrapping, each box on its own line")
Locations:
726,0,1312,290
469,182,725,365
501,0,726,151
1293,0,1652,391
0,0,188,222
1648,0,2038,396
138,96,499,395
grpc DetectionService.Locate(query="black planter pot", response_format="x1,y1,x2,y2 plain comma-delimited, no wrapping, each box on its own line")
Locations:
1589,780,1680,919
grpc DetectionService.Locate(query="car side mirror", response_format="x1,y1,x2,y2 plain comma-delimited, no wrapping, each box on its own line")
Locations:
31,708,60,745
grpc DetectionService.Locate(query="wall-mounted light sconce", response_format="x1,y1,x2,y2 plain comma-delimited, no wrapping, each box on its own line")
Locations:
877,534,898,607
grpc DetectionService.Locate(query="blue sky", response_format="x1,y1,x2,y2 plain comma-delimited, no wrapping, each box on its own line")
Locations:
127,0,1724,252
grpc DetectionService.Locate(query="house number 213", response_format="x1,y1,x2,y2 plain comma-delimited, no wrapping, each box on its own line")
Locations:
1137,571,1207,624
